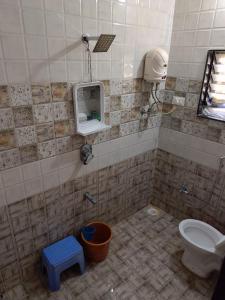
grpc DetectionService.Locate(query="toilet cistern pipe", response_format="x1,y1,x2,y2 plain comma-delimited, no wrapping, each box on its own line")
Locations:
84,192,96,204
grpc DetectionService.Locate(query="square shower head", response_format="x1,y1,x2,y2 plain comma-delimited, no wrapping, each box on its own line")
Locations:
93,34,116,52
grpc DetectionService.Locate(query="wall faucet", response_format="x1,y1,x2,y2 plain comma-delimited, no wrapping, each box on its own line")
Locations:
84,192,97,204
180,184,189,194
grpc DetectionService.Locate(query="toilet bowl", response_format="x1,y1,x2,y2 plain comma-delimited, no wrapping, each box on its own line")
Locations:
179,219,225,278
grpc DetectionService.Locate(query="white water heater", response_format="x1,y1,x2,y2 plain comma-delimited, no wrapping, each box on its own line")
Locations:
144,48,168,82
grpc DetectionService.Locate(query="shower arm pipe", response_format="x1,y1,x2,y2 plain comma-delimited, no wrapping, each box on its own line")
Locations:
82,34,99,43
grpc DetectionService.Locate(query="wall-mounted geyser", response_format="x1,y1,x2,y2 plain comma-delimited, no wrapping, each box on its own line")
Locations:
144,48,168,82
142,48,173,115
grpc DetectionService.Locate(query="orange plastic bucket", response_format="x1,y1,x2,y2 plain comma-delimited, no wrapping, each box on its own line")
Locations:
80,221,112,262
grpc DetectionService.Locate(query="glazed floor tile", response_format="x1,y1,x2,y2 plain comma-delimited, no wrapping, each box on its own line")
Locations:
2,207,218,300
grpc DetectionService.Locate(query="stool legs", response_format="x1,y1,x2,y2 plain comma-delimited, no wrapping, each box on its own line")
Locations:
78,253,85,274
48,267,61,292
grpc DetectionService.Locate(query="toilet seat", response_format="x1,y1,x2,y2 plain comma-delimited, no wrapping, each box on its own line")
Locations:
179,219,222,253
179,219,225,278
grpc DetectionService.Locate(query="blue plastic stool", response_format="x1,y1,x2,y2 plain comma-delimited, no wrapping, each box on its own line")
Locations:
42,236,85,291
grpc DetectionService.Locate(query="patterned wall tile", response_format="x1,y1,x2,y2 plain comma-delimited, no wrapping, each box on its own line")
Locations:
110,125,120,139
130,120,139,134
15,126,37,147
54,120,70,138
110,80,122,96
134,93,143,107
171,117,181,131
110,96,121,111
175,78,189,93
181,120,193,135
0,131,15,151
11,213,30,234
0,86,10,108
27,193,45,211
29,208,46,226
121,94,135,110
188,80,201,93
110,111,121,126
36,122,54,143
53,102,69,121
66,101,74,119
133,79,142,93
122,80,133,94
51,82,68,102
33,104,53,124
13,107,33,127
32,222,48,238
165,77,176,90
142,80,152,93
98,129,110,143
0,108,14,131
206,127,221,143
130,107,140,121
102,80,110,96
172,94,185,106
72,134,84,150
8,199,28,216
0,148,21,170
0,149,170,294
31,84,51,104
56,136,72,155
185,93,198,108
0,78,158,171
33,233,48,251
120,123,130,137
104,112,110,125
8,85,32,107
37,139,56,159
104,97,110,113
85,133,99,145
0,252,17,270
19,145,38,164
121,110,131,123
14,228,34,258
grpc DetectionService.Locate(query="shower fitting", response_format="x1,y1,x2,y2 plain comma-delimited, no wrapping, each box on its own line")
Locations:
82,34,116,53
82,34,115,82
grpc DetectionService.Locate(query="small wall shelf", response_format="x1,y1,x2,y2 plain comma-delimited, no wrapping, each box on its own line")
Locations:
73,81,111,136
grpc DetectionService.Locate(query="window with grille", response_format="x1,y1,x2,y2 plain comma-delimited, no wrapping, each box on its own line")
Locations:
197,49,225,122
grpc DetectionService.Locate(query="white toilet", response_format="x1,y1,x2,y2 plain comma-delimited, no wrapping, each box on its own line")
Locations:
179,219,225,278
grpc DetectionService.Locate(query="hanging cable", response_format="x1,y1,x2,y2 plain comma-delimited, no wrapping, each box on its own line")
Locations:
148,82,160,114
154,82,162,103
83,39,93,82
148,82,176,115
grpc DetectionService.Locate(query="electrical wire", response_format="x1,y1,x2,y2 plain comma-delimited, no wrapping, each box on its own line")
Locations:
83,39,93,82
154,82,162,103
148,82,176,115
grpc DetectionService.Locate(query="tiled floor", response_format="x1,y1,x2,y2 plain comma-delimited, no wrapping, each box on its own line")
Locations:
2,206,217,300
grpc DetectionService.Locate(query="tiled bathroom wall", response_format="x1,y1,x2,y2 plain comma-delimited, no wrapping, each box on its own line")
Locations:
0,149,155,292
0,78,158,171
153,149,225,232
154,0,225,230
155,75,225,229
0,77,159,208
161,0,225,169
0,0,175,84
0,0,176,292
169,0,225,79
